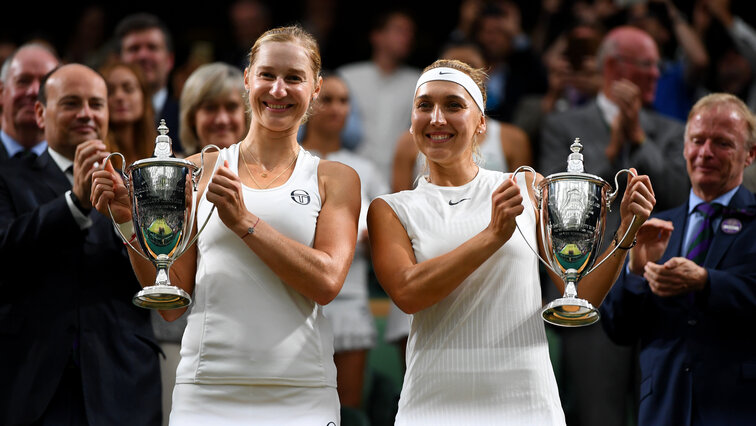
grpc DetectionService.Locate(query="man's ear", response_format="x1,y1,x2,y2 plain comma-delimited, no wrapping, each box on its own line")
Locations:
34,100,45,130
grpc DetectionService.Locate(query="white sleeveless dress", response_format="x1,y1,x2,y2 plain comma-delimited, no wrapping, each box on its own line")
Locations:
170,145,340,425
378,168,565,426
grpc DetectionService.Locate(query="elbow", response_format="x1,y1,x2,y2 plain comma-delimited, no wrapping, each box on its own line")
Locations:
388,286,424,315
159,307,187,322
313,277,343,306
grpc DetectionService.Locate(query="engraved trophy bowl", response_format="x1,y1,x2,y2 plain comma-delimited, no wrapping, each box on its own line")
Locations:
513,138,636,327
105,120,218,309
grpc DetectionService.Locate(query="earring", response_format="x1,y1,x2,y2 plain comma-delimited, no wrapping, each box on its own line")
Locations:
409,127,414,135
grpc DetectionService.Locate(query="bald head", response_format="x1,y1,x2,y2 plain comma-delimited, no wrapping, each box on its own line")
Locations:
35,64,108,159
598,26,660,105
0,44,59,146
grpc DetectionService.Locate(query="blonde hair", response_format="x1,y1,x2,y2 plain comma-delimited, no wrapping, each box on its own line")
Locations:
417,59,489,169
686,93,756,150
179,62,248,155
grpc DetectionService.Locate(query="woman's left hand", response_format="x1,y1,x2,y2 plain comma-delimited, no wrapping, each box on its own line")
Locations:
617,168,655,242
205,160,254,236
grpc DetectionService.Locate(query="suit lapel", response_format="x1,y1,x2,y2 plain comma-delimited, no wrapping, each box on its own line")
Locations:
32,151,71,197
705,186,756,267
664,204,689,262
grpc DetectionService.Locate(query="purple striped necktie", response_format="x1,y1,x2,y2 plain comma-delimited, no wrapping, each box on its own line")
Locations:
685,202,723,265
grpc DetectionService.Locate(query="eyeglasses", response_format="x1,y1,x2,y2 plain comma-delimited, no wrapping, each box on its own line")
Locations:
613,55,660,71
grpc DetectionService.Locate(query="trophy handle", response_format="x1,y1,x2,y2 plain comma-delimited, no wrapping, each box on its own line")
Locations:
176,144,222,257
582,168,639,279
510,166,562,278
103,152,151,261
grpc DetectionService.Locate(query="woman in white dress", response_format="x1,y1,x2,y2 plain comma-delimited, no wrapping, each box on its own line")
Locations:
91,26,360,425
367,59,656,425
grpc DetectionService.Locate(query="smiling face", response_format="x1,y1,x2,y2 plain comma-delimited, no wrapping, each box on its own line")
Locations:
244,41,320,133
106,65,144,126
194,90,246,148
1,45,58,142
36,64,108,159
411,80,485,167
684,103,756,201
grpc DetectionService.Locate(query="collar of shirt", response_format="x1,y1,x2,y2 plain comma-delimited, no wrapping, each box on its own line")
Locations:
47,147,74,184
152,87,168,115
596,92,618,128
686,187,739,216
1,130,48,157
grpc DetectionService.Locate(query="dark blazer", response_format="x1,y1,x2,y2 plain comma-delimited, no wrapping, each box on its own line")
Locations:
157,95,182,155
0,143,8,162
0,152,161,425
600,186,756,425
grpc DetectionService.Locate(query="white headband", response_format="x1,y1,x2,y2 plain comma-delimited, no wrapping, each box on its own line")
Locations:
414,67,485,113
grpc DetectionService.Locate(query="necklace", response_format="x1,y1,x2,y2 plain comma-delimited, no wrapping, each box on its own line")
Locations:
240,145,299,189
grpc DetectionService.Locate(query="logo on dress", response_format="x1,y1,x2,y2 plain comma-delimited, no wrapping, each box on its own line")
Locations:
449,198,471,206
291,189,310,205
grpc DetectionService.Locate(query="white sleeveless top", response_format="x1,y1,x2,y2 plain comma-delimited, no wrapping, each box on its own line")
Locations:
175,144,337,388
478,119,508,172
378,168,565,425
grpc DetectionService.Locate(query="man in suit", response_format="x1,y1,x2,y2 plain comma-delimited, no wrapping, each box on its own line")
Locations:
0,43,58,162
537,26,690,426
115,13,181,154
600,92,756,425
0,63,161,425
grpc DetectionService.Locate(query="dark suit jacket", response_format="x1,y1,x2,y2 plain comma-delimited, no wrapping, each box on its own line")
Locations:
600,186,756,425
0,152,161,425
539,100,690,248
0,143,8,162
157,94,182,155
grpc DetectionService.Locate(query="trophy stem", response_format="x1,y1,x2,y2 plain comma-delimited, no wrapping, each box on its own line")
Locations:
541,279,600,327
133,263,192,310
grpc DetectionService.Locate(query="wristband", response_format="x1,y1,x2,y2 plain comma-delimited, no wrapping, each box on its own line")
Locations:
118,221,136,244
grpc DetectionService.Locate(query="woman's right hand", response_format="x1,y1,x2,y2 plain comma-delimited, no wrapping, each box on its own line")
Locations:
91,160,132,224
487,176,524,245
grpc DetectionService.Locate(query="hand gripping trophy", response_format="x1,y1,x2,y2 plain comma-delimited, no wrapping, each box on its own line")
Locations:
513,138,637,327
105,120,218,309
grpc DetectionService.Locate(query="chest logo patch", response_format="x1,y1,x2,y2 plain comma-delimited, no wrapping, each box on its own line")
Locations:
291,189,310,205
449,198,471,206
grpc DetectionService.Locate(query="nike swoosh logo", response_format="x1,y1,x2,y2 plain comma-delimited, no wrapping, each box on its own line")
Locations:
438,71,453,75
449,198,470,206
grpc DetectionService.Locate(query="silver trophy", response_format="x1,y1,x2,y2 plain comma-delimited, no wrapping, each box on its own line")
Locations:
514,138,636,327
106,120,218,309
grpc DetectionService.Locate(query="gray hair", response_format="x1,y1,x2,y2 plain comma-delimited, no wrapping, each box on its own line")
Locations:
179,62,248,155
685,92,756,150
0,42,59,83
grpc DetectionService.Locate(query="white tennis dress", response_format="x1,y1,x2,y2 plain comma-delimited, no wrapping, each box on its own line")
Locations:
170,145,339,425
378,168,565,426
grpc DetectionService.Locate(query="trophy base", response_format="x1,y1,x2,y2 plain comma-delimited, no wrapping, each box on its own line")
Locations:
541,297,599,327
133,285,192,310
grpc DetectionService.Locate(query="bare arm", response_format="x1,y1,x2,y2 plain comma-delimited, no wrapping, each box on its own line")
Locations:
391,130,419,193
209,159,360,305
368,176,524,314
500,123,533,169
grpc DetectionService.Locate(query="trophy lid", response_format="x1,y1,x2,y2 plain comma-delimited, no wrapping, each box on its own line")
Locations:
566,138,584,173
153,119,173,159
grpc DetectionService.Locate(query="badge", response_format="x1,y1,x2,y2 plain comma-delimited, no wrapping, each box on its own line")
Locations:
721,218,742,234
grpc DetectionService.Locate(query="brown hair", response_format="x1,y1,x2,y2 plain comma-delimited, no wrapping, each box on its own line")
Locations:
246,25,321,83
99,61,156,160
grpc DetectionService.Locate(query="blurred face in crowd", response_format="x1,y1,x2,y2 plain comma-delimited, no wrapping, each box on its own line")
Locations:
684,103,756,200
36,64,108,159
245,41,320,133
308,76,350,136
106,65,144,126
606,29,660,105
411,80,485,167
1,45,58,143
120,28,174,93
372,13,415,62
194,91,246,148
476,15,513,62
